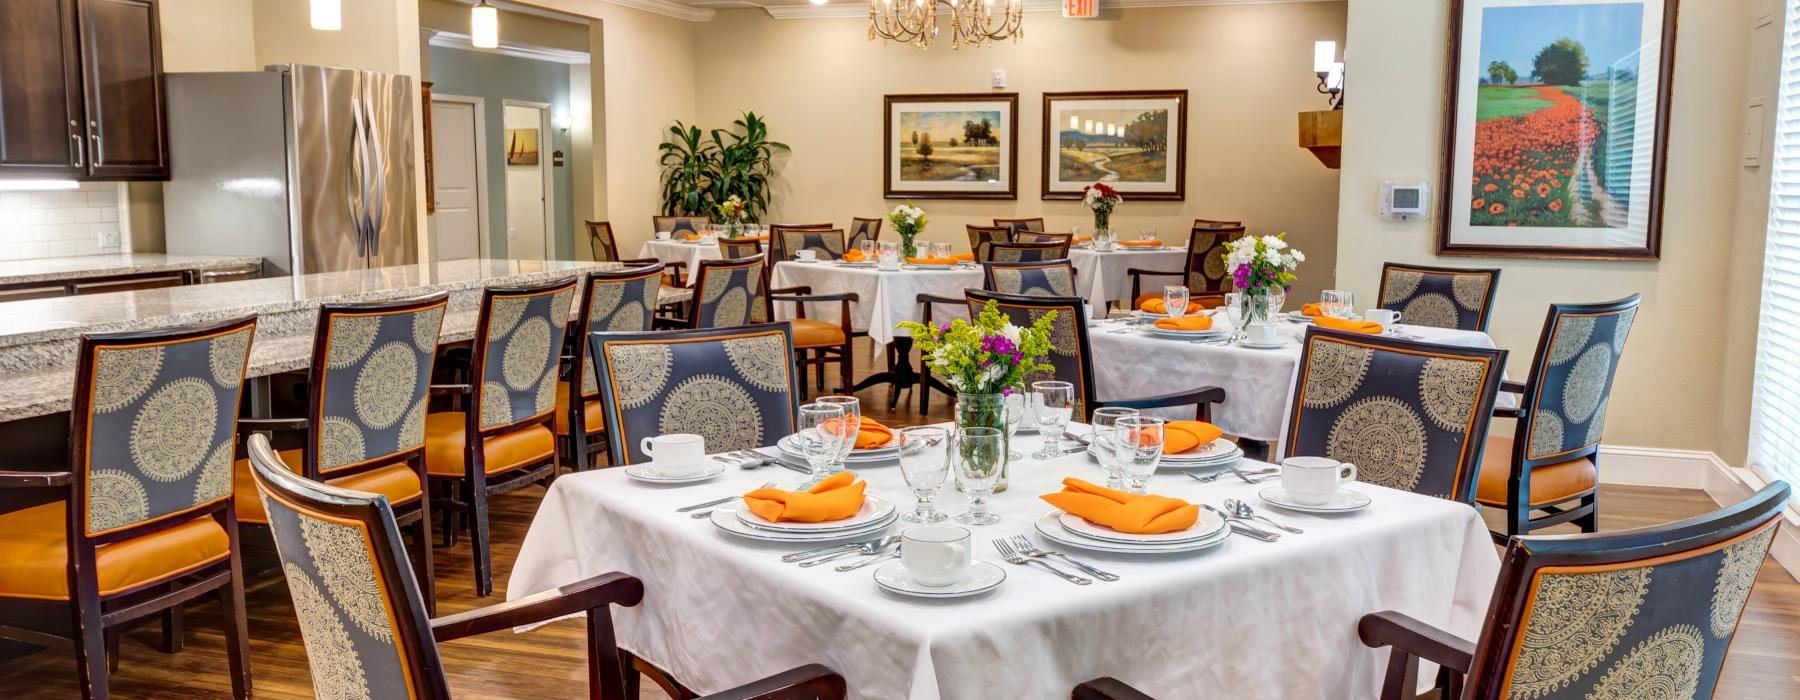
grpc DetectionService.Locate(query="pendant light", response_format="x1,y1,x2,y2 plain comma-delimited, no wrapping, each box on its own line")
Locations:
310,0,341,31
471,1,499,49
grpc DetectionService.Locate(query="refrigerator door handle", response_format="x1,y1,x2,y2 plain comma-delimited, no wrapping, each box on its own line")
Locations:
347,93,376,258
364,96,387,255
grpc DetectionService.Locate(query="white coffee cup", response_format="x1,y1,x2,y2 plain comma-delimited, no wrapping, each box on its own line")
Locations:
1247,322,1281,345
639,434,706,477
795,249,818,262
1280,456,1358,505
902,525,971,587
1364,309,1403,326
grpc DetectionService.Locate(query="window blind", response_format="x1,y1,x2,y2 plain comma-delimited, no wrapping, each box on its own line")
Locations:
1751,0,1800,486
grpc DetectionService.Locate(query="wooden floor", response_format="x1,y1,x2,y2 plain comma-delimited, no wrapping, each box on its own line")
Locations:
3,339,1798,698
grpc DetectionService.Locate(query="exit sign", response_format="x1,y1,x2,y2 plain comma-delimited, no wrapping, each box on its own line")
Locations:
1063,0,1098,19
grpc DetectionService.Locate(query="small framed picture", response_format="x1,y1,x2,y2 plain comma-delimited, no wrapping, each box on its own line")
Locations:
884,93,1019,200
1041,90,1187,201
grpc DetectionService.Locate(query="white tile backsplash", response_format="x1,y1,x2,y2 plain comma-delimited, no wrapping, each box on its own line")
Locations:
0,182,128,261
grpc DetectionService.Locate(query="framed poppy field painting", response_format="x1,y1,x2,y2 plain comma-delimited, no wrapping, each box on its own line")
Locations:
1440,0,1678,259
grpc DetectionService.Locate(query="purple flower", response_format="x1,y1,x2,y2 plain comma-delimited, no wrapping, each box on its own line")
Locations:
980,333,1018,358
939,322,952,334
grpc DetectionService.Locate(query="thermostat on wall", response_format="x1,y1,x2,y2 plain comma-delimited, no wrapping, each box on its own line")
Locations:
1381,181,1429,220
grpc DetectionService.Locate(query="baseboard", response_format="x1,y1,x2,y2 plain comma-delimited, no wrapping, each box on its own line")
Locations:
1702,456,1800,579
1595,445,1716,489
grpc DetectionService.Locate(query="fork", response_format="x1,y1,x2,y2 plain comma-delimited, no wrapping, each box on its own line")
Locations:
1004,535,1118,581
678,481,774,514
993,537,1091,585
1188,467,1275,484
1225,462,1281,485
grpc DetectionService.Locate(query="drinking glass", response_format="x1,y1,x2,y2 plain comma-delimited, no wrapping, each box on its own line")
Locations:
796,403,850,482
1223,291,1245,331
815,395,862,468
1114,416,1166,493
1321,290,1355,318
1070,225,1083,238
1002,391,1026,464
1139,227,1158,243
897,427,950,523
1089,407,1140,490
954,427,1004,526
1163,285,1190,318
878,241,900,267
1030,381,1075,459
859,239,876,261
931,241,951,258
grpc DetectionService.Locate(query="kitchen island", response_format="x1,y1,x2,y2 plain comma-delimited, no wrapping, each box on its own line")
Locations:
0,252,265,294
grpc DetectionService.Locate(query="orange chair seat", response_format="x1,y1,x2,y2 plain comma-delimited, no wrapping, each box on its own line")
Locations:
1475,435,1598,507
0,503,229,600
1133,293,1225,310
554,380,606,436
791,318,847,348
424,412,555,478
233,449,422,525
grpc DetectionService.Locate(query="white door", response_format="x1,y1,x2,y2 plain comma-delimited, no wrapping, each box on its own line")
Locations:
503,104,548,260
431,100,483,261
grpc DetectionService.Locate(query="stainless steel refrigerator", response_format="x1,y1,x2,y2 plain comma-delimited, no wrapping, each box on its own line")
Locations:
163,65,418,276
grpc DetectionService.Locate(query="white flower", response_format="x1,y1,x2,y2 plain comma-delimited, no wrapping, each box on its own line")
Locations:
1262,249,1284,266
1291,250,1306,263
1261,235,1287,250
999,324,1022,346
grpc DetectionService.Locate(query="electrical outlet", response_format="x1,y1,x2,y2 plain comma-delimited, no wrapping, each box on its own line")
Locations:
97,230,121,250
992,69,1007,88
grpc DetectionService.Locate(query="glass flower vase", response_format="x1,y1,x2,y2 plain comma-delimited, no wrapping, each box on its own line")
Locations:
1238,288,1287,331
954,392,1009,493
899,232,918,259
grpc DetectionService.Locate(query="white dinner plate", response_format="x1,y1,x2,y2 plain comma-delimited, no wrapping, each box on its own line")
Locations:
1148,328,1228,341
1057,508,1227,544
1258,485,1372,513
736,494,897,533
1083,440,1241,468
873,560,1006,599
777,434,898,463
709,507,898,543
1160,438,1242,463
624,462,726,484
1033,511,1229,554
835,261,878,268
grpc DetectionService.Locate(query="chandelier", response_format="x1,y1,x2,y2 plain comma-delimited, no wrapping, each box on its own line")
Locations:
869,0,1025,50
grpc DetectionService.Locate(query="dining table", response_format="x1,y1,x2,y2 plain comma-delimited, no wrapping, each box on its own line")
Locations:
638,237,726,274
1066,245,1188,308
507,428,1501,699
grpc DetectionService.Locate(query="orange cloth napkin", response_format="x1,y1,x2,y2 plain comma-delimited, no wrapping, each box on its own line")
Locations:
1162,420,1225,455
1040,478,1199,535
842,249,867,263
682,234,701,241
1139,298,1206,316
1315,316,1384,334
1153,315,1215,332
1119,240,1162,248
905,253,975,265
743,472,867,523
825,417,893,450
1301,303,1324,317
1073,236,1093,245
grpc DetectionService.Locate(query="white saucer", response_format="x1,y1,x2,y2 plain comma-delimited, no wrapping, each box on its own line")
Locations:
1258,485,1371,513
1236,338,1288,350
709,507,898,542
624,462,726,484
1033,511,1229,554
1058,509,1226,544
736,494,897,533
873,560,1005,598
792,258,820,263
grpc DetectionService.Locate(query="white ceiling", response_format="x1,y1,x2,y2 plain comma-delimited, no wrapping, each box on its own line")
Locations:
509,0,1338,23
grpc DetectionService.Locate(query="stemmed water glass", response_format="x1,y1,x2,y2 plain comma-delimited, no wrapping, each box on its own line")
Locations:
796,403,851,483
859,239,876,262
1115,416,1166,494
897,426,950,523
1321,290,1355,318
815,395,862,466
954,427,1004,526
1163,285,1190,318
1002,391,1027,463
1030,381,1075,459
1088,407,1140,490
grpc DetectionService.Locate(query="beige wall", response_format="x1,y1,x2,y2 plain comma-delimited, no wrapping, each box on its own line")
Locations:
157,0,258,72
690,5,1346,301
419,0,589,52
1336,0,1778,456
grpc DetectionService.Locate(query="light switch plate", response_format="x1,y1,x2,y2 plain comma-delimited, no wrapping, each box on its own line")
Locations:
97,230,120,250
992,69,1007,88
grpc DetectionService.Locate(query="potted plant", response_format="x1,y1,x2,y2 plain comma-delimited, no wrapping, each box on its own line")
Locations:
657,112,789,220
886,201,928,258
1082,181,1122,238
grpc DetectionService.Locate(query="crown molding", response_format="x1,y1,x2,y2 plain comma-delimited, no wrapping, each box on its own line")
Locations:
605,0,718,20
428,31,594,63
762,0,1339,21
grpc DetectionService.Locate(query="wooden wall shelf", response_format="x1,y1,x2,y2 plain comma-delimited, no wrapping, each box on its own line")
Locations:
1297,109,1342,170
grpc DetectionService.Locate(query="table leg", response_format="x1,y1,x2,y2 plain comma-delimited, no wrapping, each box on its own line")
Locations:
851,337,932,410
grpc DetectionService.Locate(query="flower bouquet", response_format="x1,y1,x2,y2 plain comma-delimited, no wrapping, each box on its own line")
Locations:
886,201,928,258
716,195,748,236
1221,233,1305,330
1082,182,1122,233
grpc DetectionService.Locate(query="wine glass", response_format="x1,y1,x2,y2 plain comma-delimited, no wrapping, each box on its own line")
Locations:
1224,291,1245,331
859,239,876,261
1089,407,1140,490
1322,290,1355,319
1115,416,1166,494
1002,391,1026,463
897,427,950,523
1030,381,1075,459
954,427,1004,526
815,395,862,468
1163,285,1190,318
796,403,850,483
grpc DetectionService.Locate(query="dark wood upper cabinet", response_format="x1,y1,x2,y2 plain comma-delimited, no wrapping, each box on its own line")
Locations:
0,0,166,181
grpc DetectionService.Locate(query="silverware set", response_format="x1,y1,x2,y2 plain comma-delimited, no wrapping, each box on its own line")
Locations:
993,537,1092,585
713,450,813,475
1186,465,1278,485
680,481,775,519
778,536,900,571
999,535,1118,582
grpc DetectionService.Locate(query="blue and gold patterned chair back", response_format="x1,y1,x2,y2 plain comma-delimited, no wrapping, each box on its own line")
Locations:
246,434,448,700
849,217,882,249
1284,328,1507,503
986,241,1068,264
473,278,578,431
1462,482,1789,700
308,295,447,479
1377,263,1502,332
983,260,1077,297
1014,231,1074,246
1187,225,1245,294
691,255,768,329
718,237,764,260
778,229,846,262
993,218,1044,235
588,324,800,465
573,266,663,400
73,315,257,537
967,225,1012,260
1515,295,1639,469
653,215,709,237
965,290,1094,418
769,224,832,261
586,221,620,262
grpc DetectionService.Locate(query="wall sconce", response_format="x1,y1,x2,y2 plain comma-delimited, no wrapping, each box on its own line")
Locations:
310,0,341,31
554,110,572,133
1313,40,1345,110
471,0,499,49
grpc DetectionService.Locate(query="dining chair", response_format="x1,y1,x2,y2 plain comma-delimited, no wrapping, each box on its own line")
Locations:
1073,678,1153,700
849,217,883,249
777,228,848,262
985,240,1069,263
966,224,1013,260
1283,327,1508,503
0,316,258,699
993,217,1045,235
588,323,802,465
243,433,847,700
769,223,834,262
718,237,764,260
1376,262,1503,332
586,221,621,262
558,266,663,472
685,255,856,397
1476,295,1640,538
231,294,446,612
652,215,710,238
1014,231,1075,246
1127,225,1245,311
1191,218,1243,229
982,259,1078,297
1360,481,1788,700
961,290,1225,421
426,277,575,597
685,255,769,329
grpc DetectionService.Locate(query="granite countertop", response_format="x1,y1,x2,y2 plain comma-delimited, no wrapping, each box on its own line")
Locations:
0,253,264,287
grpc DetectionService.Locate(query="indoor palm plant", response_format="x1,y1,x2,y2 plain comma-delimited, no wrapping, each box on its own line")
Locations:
657,112,788,221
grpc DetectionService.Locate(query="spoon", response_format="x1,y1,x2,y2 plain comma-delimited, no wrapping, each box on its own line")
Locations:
1225,497,1304,534
799,536,898,568
1202,504,1279,541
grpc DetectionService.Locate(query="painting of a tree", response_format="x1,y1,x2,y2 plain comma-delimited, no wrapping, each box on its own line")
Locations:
1532,37,1589,85
886,93,1017,199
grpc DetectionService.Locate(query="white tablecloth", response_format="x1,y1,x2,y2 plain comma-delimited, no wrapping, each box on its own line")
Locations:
638,239,725,273
508,430,1500,700
769,262,983,345
1067,247,1188,307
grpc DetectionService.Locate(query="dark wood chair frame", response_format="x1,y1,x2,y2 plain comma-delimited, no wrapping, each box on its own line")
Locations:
1377,262,1504,333
849,217,884,248
683,256,859,399
768,223,835,263
993,217,1045,234
1073,678,1155,700
1013,231,1075,246
966,225,1013,260
980,259,1079,294
1127,225,1246,311
1191,218,1242,229
0,315,258,700
983,240,1071,263
560,267,666,473
652,215,712,236
586,220,621,262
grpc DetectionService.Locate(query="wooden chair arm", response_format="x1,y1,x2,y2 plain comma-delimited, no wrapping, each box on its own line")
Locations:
916,292,963,307
1073,677,1157,700
1500,380,1526,394
698,664,847,700
1124,268,1182,277
771,292,860,304
237,417,310,432
769,285,812,296
430,571,644,643
1492,406,1520,419
1094,386,1226,421
0,470,74,489
1357,610,1475,673
430,383,473,396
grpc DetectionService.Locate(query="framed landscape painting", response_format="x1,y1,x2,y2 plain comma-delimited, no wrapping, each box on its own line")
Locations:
1440,0,1678,259
884,93,1019,200
1041,91,1187,200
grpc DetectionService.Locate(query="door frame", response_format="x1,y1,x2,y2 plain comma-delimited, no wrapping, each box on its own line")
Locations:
428,93,492,259
504,98,556,260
